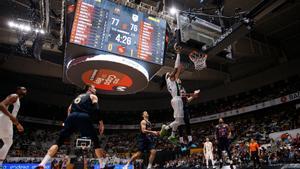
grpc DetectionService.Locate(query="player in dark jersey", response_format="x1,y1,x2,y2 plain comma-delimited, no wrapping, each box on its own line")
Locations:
177,80,199,151
123,111,159,169
215,118,233,169
36,85,105,169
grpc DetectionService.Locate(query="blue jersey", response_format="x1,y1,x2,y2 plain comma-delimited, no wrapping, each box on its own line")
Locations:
71,93,98,116
216,124,229,139
140,120,152,139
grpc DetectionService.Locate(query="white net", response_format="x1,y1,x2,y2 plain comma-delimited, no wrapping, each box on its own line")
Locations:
189,51,208,71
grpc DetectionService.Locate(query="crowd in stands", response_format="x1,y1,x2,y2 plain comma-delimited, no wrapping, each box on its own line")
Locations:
4,102,300,168
14,76,300,125
188,75,300,117
1,76,299,168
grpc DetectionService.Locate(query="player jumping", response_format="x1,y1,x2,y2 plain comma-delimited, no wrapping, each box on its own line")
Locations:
160,44,199,145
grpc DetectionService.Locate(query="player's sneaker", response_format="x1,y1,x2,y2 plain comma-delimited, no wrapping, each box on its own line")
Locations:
229,159,234,169
159,124,168,137
180,146,187,152
168,135,179,145
219,160,223,169
187,142,197,148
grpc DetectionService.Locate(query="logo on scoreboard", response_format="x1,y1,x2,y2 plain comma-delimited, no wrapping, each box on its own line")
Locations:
132,14,139,22
113,8,121,15
82,69,133,92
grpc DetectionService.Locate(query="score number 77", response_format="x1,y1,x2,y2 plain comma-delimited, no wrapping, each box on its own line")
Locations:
111,18,138,32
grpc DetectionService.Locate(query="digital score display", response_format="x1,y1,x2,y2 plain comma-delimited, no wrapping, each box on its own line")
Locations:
70,0,167,65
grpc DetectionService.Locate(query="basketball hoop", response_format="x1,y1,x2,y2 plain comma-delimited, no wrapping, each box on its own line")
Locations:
189,50,208,71
76,138,91,150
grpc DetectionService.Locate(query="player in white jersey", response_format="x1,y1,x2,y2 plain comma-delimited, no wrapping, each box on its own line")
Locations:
159,44,199,144
0,87,27,165
204,138,215,168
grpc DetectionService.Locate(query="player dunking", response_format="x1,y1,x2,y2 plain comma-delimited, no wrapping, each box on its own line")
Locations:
215,118,233,169
0,87,27,165
160,44,199,144
36,85,105,169
203,138,215,168
123,111,159,169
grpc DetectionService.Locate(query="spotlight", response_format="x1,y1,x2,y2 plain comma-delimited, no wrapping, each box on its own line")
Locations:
18,24,25,30
8,21,14,27
170,7,178,15
23,25,31,32
7,20,45,34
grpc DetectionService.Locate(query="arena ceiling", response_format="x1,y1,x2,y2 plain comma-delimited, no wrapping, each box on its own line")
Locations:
0,0,299,100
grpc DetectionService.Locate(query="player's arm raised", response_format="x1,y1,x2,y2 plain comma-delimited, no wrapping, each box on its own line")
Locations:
169,43,183,81
186,89,201,103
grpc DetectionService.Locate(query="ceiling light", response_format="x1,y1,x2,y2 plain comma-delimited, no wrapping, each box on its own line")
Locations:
170,7,178,15
8,21,14,27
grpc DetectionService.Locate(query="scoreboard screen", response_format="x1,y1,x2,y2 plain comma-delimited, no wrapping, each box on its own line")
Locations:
70,0,167,65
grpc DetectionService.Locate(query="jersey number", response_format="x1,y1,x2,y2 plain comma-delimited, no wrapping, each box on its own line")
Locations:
74,97,81,104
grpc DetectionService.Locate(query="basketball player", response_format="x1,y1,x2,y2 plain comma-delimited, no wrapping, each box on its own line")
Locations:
36,85,105,169
160,44,199,144
215,118,233,169
0,87,27,165
123,111,159,169
178,84,199,150
203,137,215,168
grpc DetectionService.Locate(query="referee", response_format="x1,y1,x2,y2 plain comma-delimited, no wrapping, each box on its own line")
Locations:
249,138,260,169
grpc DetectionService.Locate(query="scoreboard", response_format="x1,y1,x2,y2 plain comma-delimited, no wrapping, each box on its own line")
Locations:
70,0,167,65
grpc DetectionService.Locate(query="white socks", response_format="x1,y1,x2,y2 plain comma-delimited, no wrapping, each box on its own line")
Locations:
123,163,129,169
175,53,181,68
171,131,176,137
179,137,184,144
188,135,192,142
99,158,107,168
147,163,152,169
40,154,51,166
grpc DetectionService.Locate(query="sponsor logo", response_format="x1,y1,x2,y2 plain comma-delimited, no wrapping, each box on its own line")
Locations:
82,69,133,91
132,14,139,22
213,28,233,46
